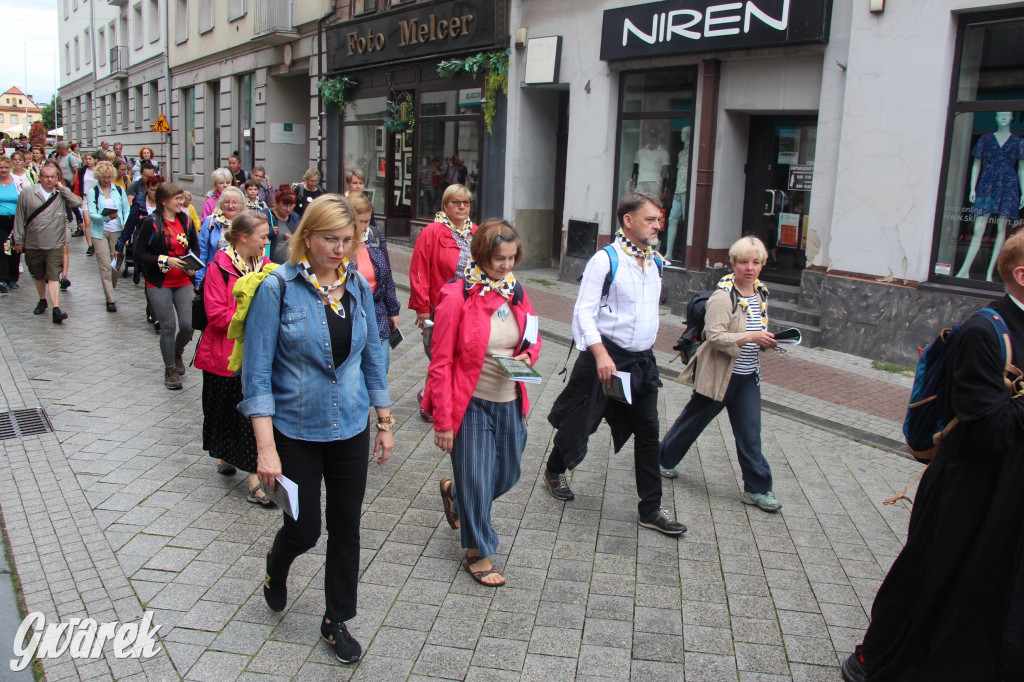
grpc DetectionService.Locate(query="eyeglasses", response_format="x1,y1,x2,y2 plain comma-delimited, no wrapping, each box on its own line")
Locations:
448,199,471,207
317,235,356,250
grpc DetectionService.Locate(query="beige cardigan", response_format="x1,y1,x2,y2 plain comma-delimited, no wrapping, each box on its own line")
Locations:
680,287,766,401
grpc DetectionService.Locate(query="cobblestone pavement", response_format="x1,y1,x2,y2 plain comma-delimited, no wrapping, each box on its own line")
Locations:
0,243,926,680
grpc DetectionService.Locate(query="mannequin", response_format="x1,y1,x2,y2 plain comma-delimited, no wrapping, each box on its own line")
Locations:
632,126,670,196
662,126,691,260
957,111,1024,281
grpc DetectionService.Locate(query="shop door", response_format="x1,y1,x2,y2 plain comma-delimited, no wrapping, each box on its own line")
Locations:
385,129,414,238
741,116,817,285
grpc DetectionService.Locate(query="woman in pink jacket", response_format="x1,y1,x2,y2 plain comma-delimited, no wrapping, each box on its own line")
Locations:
423,219,542,587
194,210,274,506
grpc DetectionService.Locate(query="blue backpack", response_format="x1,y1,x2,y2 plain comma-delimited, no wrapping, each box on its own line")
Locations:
903,307,1013,462
600,244,663,302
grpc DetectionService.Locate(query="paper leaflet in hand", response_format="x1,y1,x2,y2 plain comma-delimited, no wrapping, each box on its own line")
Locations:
260,475,299,520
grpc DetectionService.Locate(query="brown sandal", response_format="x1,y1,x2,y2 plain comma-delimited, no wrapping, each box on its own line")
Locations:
462,553,505,587
439,478,460,529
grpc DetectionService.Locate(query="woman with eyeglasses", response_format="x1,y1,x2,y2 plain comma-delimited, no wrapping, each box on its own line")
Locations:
408,184,477,421
196,186,245,288
240,194,392,665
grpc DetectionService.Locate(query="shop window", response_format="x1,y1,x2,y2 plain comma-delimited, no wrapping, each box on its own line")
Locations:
933,13,1024,285
416,90,482,223
615,68,697,261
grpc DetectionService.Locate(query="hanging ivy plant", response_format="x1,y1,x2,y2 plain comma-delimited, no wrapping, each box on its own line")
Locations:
318,76,357,111
383,92,415,134
437,50,510,134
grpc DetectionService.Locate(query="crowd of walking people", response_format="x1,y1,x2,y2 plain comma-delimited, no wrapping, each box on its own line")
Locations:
3,140,1023,678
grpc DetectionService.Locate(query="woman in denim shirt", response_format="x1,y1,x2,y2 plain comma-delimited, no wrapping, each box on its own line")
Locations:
239,194,394,665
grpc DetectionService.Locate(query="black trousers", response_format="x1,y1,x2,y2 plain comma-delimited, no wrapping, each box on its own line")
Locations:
271,427,369,623
0,215,20,283
546,381,662,517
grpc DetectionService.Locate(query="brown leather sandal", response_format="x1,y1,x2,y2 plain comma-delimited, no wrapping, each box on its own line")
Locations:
462,553,505,587
439,478,460,529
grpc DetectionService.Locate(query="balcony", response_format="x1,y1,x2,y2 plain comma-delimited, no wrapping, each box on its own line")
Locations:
110,46,128,79
252,0,298,45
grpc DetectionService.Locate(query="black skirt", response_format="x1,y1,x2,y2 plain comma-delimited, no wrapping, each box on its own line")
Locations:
202,371,257,472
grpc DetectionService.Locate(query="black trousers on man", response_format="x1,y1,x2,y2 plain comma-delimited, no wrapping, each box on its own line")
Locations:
546,343,662,517
270,427,369,623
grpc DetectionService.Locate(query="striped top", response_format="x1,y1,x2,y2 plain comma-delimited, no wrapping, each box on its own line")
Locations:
733,294,762,375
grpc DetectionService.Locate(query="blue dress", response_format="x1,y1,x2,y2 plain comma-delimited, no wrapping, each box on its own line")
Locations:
971,132,1024,219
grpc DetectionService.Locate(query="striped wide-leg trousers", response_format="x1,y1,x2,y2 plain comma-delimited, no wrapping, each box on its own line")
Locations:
450,397,527,558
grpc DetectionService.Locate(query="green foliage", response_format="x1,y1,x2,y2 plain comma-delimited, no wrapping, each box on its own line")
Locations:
41,95,60,131
318,77,357,110
437,50,510,134
871,359,915,374
383,92,415,134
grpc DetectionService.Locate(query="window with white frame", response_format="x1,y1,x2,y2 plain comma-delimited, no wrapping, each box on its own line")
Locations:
227,0,245,21
84,30,91,64
132,3,143,49
10,114,17,124
0,115,4,124
98,28,105,65
63,0,68,19
74,36,80,70
199,0,214,34
148,0,160,43
175,0,188,44
65,43,70,74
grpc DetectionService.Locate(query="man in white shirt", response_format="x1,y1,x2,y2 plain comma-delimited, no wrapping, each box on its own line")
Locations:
544,191,686,536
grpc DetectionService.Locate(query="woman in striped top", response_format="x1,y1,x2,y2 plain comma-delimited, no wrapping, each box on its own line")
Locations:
659,236,782,512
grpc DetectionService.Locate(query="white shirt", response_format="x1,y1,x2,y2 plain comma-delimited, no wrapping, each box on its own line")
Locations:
634,146,670,185
82,168,97,198
572,239,661,352
36,186,54,202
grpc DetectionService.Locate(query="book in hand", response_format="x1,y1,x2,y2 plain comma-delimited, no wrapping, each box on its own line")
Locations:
260,475,299,520
100,207,119,217
491,355,542,383
774,327,802,345
389,327,404,349
603,371,633,405
179,252,204,271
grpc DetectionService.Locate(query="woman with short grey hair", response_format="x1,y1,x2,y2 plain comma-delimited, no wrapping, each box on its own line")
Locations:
203,167,233,220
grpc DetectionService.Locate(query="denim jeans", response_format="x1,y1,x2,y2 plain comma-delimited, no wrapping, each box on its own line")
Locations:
659,372,773,494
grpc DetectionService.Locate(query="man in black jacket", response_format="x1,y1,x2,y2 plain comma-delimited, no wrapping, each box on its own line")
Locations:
842,231,1024,681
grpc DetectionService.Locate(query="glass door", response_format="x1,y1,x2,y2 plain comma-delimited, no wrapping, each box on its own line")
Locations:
741,115,817,285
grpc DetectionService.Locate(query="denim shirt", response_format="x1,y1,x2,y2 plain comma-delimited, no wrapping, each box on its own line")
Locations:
238,262,391,442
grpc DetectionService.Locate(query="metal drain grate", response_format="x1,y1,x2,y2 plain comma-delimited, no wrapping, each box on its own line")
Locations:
0,408,53,440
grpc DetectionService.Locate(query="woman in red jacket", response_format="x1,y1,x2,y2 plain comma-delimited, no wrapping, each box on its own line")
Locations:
423,219,542,587
408,184,477,421
194,210,274,506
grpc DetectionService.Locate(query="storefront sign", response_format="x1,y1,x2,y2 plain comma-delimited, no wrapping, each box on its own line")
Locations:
600,0,832,61
788,164,813,190
459,88,484,106
328,0,503,72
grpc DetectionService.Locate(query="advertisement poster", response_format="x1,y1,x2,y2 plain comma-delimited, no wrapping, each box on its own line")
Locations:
778,127,799,165
778,212,801,248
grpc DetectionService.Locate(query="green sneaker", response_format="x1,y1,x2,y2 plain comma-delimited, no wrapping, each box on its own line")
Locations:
659,466,678,479
741,490,782,512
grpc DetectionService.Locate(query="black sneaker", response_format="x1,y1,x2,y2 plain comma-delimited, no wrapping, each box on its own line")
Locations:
841,646,868,682
52,307,68,324
639,508,687,536
33,299,47,315
85,246,94,256
0,281,7,294
106,302,117,313
321,618,361,664
72,228,84,238
59,276,71,290
543,469,574,501
262,550,287,612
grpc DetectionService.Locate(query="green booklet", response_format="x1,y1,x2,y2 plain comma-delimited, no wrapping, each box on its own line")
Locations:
491,355,542,384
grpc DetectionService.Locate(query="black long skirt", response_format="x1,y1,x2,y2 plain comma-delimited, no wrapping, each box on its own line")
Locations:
202,370,258,472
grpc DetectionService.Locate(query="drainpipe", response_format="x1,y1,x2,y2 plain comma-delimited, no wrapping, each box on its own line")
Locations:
316,2,338,182
164,0,172,178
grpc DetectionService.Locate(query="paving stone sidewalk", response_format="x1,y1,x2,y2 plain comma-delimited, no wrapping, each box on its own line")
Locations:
0,244,925,680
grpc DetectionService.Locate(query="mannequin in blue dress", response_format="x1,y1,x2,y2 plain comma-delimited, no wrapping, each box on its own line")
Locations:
957,111,1024,281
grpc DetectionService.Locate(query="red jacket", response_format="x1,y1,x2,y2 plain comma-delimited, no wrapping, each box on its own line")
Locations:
408,221,477,314
194,250,271,377
422,279,542,435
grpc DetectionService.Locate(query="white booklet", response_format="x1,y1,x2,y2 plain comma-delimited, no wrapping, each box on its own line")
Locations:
260,475,299,520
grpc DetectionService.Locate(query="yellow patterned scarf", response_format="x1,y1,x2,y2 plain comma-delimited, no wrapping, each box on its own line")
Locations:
463,260,517,300
717,274,768,330
616,229,660,264
223,244,260,276
435,210,474,239
298,257,349,318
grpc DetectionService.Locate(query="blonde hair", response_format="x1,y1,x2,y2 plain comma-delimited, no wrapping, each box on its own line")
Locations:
217,186,245,210
210,167,232,191
303,167,321,182
93,161,116,183
729,236,769,266
223,210,269,245
347,195,372,216
289,194,356,266
442,184,472,206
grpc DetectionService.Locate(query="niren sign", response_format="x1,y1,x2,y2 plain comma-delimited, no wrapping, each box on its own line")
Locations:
600,0,832,61
328,0,503,72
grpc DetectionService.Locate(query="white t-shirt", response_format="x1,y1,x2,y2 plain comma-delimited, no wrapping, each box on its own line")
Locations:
634,146,670,185
83,169,98,198
101,193,120,232
10,171,30,194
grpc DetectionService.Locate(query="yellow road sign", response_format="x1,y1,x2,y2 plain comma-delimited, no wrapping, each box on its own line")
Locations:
152,114,171,133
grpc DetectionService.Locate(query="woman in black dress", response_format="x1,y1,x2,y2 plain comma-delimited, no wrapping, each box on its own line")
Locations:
193,210,274,505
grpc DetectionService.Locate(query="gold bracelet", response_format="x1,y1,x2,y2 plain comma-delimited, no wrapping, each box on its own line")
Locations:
376,414,395,426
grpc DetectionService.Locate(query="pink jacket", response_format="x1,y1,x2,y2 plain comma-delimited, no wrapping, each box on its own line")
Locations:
201,191,220,221
422,279,542,435
194,250,271,377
